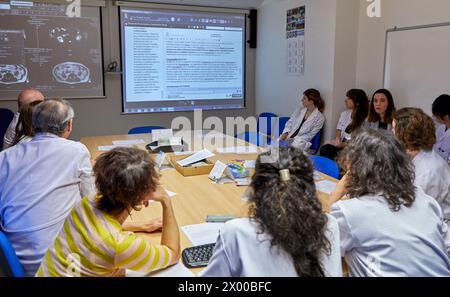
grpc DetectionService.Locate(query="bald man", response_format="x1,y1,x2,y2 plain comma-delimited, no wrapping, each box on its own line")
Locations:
3,89,44,149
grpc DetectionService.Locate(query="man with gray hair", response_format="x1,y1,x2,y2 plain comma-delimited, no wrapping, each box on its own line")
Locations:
2,88,45,149
0,98,95,276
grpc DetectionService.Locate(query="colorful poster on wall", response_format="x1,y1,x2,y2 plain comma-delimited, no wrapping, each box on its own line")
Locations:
286,6,305,76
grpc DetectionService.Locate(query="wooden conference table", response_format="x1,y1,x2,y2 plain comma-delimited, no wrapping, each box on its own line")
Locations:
80,130,338,275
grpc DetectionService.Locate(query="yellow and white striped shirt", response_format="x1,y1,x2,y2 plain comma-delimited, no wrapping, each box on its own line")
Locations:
36,196,174,277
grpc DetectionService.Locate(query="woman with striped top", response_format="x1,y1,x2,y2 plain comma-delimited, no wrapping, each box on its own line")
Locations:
36,147,180,277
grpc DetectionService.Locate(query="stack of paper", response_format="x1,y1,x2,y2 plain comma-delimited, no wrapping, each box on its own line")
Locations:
315,180,337,194
177,149,215,167
126,262,195,277
181,223,225,246
112,139,145,146
216,146,258,154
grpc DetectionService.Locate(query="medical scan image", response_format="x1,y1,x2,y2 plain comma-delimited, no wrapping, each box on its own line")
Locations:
0,64,29,84
52,62,90,84
49,27,83,44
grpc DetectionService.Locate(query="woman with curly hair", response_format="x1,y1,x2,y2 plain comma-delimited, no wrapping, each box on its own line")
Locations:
393,108,450,226
320,89,369,160
201,147,341,277
37,147,180,276
329,128,450,277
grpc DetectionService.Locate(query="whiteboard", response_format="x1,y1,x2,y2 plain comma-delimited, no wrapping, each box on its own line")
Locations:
384,23,450,115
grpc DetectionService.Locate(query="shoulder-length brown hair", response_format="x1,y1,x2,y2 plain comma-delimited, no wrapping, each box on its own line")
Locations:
368,89,396,124
94,147,159,216
393,108,436,152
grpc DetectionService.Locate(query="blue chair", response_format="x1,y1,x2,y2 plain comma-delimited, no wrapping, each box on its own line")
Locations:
235,131,271,147
128,126,165,134
0,230,25,277
257,112,278,137
309,155,340,179
310,129,323,154
0,108,14,151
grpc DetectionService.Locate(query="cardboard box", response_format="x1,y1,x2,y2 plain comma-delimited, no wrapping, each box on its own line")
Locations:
168,154,215,177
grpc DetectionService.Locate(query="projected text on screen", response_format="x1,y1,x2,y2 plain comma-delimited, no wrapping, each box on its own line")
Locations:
120,7,246,113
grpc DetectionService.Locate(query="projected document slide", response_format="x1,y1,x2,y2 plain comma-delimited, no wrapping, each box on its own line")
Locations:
120,7,245,113
0,1,104,99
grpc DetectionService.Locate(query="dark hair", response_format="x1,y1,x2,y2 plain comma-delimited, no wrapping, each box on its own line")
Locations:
393,108,436,152
368,89,396,124
346,89,369,134
304,88,325,112
12,100,41,146
432,94,450,119
338,128,416,211
94,147,159,216
249,147,331,277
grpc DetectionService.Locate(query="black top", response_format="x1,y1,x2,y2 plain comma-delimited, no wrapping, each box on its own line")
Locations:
290,116,307,138
378,121,388,130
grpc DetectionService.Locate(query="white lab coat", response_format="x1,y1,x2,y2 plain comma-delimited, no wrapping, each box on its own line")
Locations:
434,124,450,164
331,188,450,277
0,133,96,276
281,107,325,149
413,150,450,225
200,216,342,277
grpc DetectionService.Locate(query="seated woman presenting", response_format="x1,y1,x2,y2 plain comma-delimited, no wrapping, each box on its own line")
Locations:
200,147,342,277
320,89,369,160
393,108,450,227
364,89,396,134
36,147,180,277
328,129,450,277
279,88,325,150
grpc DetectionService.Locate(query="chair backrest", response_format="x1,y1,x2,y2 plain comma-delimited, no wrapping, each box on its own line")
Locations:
235,131,271,147
278,117,290,136
257,112,278,136
128,126,165,134
310,128,323,152
0,108,14,151
309,155,340,179
0,231,25,277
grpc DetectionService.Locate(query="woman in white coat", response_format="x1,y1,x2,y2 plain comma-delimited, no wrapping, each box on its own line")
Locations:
393,108,450,226
279,88,325,150
432,94,450,165
328,128,450,277
200,147,342,277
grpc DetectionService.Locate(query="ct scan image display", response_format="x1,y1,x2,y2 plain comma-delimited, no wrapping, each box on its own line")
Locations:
0,1,104,99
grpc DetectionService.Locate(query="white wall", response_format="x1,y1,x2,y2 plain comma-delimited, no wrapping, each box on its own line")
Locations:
356,0,450,101
255,0,360,140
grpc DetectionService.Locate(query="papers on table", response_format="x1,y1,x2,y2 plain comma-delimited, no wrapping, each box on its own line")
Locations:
97,145,119,152
216,146,258,154
208,160,228,181
181,223,225,246
174,150,195,156
243,160,256,169
165,189,177,197
177,149,215,167
314,170,324,181
98,139,146,151
152,129,173,142
112,139,145,146
126,262,195,277
315,180,337,194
